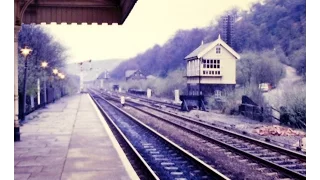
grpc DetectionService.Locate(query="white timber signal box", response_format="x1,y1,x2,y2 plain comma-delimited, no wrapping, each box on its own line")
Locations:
184,35,240,97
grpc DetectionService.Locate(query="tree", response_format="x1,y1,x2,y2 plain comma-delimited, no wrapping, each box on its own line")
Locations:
236,52,257,86
252,50,285,85
18,25,69,94
111,0,305,83
237,50,285,87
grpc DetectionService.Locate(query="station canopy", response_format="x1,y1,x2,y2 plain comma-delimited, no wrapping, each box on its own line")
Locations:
17,0,137,25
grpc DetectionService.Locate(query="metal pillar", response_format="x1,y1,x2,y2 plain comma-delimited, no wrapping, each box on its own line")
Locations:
14,26,21,141
21,53,29,122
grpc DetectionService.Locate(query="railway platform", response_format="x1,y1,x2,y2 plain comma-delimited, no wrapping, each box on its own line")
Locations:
14,93,138,180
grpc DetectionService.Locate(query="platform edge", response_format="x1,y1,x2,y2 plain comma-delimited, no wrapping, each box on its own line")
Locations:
87,94,139,180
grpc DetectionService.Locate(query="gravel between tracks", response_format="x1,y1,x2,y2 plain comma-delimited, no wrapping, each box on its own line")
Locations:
165,108,305,150
120,104,279,180
126,94,305,151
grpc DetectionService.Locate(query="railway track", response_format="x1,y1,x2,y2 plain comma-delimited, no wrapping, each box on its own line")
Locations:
115,91,181,110
92,89,306,179
89,90,229,180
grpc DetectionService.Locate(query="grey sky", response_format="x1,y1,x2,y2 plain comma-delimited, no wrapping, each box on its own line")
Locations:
42,0,260,63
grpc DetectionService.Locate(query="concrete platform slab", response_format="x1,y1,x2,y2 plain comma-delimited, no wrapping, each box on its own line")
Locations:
15,94,139,180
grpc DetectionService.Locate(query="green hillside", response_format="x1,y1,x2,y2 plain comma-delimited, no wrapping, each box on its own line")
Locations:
110,0,305,80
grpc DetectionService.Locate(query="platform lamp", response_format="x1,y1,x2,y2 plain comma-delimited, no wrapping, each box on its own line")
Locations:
41,61,48,105
52,68,59,101
53,68,59,75
20,46,32,122
59,73,65,79
58,72,65,97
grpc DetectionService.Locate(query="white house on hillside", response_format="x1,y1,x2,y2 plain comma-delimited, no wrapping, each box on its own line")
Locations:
184,35,240,97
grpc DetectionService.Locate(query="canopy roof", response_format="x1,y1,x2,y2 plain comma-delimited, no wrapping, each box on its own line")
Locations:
15,0,138,25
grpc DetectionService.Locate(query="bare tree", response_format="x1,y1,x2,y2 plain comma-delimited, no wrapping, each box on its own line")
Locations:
18,25,69,96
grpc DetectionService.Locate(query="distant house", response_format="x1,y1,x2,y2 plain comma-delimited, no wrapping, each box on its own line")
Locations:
125,70,146,81
184,35,240,98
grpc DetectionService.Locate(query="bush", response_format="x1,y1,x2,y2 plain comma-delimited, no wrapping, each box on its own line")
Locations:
206,85,265,115
219,90,243,115
237,51,285,87
119,69,187,98
280,84,306,129
152,68,187,98
252,50,286,85
236,52,258,86
117,68,187,99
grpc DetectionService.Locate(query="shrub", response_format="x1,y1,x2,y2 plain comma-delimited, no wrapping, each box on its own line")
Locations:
237,51,285,87
206,85,265,115
252,50,286,86
117,68,187,99
280,84,306,129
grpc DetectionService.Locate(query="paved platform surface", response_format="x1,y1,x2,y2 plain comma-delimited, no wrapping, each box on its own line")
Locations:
14,94,138,180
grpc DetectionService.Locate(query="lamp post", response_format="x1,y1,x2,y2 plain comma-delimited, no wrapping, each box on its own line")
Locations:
20,46,32,122
41,61,48,105
58,72,65,97
52,68,59,101
79,62,84,92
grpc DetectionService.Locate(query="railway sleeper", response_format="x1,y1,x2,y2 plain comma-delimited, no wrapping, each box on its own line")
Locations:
281,164,304,168
265,172,279,176
263,152,278,156
285,159,301,163
251,153,267,157
245,150,263,154
170,171,184,176
250,147,266,152
273,160,289,164
238,159,249,163
154,158,170,161
247,162,259,167
295,169,306,174
259,154,277,158
164,166,179,170
256,167,269,172
232,144,246,148
262,155,281,160
238,147,253,151
229,155,242,159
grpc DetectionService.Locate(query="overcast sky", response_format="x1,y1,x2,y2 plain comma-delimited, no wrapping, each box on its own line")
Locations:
42,0,260,64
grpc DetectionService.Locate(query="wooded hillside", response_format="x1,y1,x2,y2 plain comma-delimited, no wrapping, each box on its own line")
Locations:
110,0,306,80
